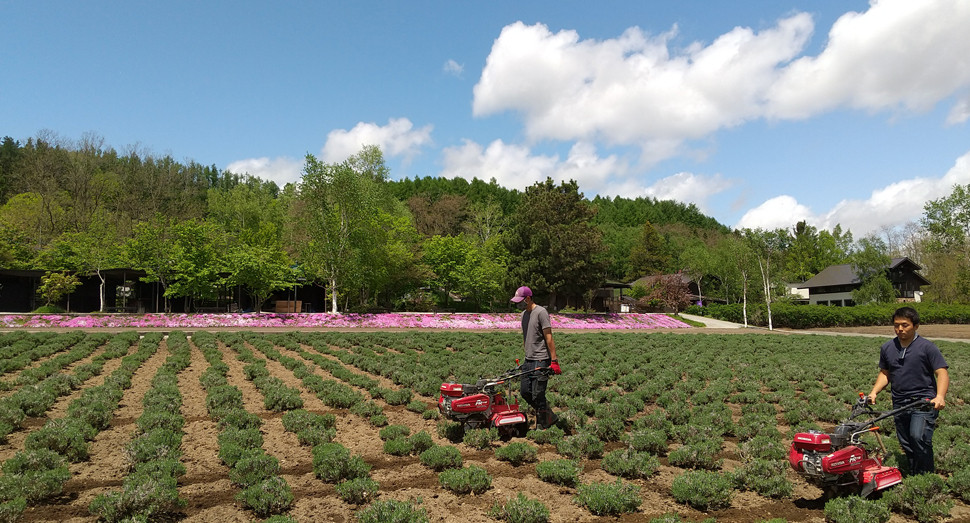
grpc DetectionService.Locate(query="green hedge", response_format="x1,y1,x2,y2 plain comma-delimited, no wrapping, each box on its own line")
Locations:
685,302,970,329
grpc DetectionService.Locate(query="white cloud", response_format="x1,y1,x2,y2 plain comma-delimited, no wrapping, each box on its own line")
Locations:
767,0,970,119
321,117,433,164
438,139,628,194
224,156,305,186
947,94,970,125
473,1,970,164
443,59,464,77
736,150,970,234
642,172,735,213
473,17,812,154
735,195,815,231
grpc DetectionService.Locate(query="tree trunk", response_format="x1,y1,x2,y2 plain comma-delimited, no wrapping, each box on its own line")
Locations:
329,277,338,314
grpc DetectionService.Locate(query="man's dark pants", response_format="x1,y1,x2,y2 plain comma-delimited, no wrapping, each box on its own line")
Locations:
893,399,938,475
520,359,550,423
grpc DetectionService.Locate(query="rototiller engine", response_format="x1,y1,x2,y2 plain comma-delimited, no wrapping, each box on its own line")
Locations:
789,394,931,497
438,361,552,439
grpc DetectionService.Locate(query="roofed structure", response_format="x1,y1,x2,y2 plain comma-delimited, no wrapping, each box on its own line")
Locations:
797,257,929,306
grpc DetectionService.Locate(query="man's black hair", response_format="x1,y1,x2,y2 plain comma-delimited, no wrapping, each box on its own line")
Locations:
892,306,920,326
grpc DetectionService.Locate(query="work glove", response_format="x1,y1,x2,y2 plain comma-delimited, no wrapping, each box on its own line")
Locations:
549,361,562,375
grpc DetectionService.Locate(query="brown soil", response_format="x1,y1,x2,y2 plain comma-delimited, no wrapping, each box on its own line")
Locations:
4,329,969,523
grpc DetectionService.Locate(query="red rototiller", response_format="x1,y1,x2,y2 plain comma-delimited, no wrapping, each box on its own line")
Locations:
438,361,552,439
789,393,932,497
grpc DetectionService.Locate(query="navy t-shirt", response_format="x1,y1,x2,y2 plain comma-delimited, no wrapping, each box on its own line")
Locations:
878,335,948,403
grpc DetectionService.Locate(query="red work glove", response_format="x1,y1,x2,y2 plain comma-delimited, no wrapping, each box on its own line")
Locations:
549,361,562,375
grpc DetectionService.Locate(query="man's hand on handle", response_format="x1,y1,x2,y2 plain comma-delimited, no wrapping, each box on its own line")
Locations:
549,361,561,375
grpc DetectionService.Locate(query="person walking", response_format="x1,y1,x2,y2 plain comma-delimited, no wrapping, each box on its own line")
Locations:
868,306,949,475
511,286,561,429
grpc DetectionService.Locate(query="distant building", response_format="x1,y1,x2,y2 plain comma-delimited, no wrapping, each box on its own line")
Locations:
797,257,929,306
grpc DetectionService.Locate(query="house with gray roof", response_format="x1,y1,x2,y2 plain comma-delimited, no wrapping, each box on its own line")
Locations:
796,257,929,306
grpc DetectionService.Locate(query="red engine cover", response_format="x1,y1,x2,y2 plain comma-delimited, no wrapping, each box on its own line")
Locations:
440,383,464,397
792,432,831,452
451,393,490,413
822,446,866,474
788,442,806,471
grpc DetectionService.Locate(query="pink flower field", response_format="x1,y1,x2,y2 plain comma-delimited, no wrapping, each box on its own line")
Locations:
0,312,691,330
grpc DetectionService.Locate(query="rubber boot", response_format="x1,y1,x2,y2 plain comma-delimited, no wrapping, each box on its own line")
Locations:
537,410,558,430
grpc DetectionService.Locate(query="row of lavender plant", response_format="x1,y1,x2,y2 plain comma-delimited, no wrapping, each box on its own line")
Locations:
195,331,293,518
89,331,192,521
0,331,155,522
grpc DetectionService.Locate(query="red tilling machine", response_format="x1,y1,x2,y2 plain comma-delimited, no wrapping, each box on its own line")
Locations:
438,362,552,439
789,394,932,497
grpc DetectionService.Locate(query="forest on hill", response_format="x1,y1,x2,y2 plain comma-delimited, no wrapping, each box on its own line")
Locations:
0,132,966,313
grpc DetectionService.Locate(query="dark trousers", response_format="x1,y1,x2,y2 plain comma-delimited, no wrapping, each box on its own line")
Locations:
520,359,550,414
893,400,938,475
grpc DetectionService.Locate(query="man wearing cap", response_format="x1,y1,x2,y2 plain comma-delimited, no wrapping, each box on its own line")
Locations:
511,286,562,430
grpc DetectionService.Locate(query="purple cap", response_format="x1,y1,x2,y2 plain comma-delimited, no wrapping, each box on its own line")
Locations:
510,286,532,303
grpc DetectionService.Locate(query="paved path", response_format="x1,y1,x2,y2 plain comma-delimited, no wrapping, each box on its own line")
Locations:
679,313,746,329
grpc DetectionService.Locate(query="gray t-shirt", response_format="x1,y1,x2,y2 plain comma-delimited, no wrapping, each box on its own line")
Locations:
521,305,552,360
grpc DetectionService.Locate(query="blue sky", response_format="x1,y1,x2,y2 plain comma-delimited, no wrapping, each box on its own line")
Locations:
2,0,969,237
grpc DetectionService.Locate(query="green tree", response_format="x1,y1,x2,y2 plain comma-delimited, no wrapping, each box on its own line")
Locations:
293,145,398,313
679,241,711,306
726,233,756,327
127,214,180,312
505,178,607,308
744,228,789,330
785,221,820,282
36,271,80,309
165,220,225,310
625,221,668,281
224,223,296,313
423,234,472,307
458,236,509,311
850,235,896,305
922,183,970,258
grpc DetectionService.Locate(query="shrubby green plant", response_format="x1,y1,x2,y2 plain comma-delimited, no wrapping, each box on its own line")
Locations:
379,424,411,441
602,449,660,479
527,425,564,445
647,515,717,523
439,465,492,495
312,443,371,482
574,479,642,516
230,453,280,488
356,499,429,523
436,421,464,442
738,435,786,461
627,429,668,455
670,470,733,510
0,497,26,523
535,459,581,487
0,449,71,503
88,469,185,522
463,428,498,450
668,438,722,470
235,476,293,518
731,458,793,498
384,438,414,456
419,445,463,471
949,467,970,502
335,477,379,505
494,442,538,466
408,431,435,454
823,496,890,523
556,432,604,460
125,428,182,465
24,417,94,463
589,417,625,442
884,473,953,523
488,492,550,523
